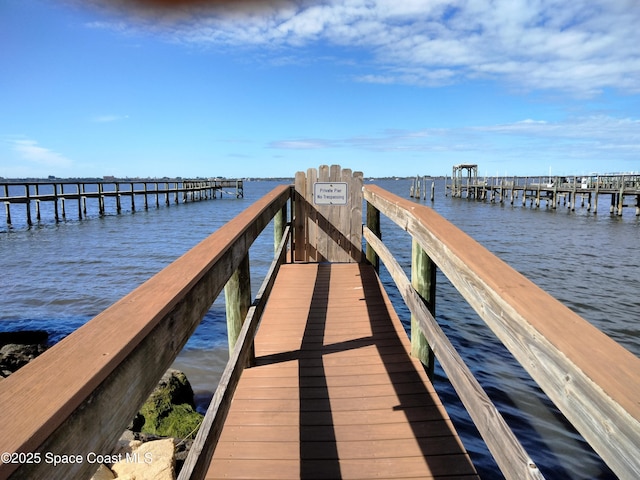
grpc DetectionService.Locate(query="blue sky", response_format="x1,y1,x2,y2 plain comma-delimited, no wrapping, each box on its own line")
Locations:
1,0,639,179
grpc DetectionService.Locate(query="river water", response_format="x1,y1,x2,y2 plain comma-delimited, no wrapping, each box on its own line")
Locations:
1,178,638,479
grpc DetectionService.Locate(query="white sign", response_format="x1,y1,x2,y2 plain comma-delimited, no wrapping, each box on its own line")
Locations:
313,182,348,205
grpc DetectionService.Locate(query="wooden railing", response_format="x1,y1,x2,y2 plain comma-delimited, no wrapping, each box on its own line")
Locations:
363,184,640,480
0,184,290,480
2,178,639,480
1,179,244,225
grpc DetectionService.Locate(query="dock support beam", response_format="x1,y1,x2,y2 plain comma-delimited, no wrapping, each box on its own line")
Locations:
411,239,435,379
274,202,287,254
25,185,32,226
366,202,380,272
224,253,254,365
77,183,83,219
4,184,11,224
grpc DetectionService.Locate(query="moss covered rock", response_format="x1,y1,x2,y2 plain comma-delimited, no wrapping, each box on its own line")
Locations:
139,369,203,439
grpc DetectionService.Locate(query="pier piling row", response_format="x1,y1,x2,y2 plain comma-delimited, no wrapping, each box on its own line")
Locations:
444,171,640,216
1,179,244,226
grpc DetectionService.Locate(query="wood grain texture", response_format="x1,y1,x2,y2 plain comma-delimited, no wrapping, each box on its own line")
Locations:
293,165,363,263
0,185,291,480
364,226,543,480
363,184,640,479
205,263,478,480
179,226,291,480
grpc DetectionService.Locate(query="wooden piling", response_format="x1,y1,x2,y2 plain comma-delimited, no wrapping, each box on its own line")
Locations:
224,253,254,366
444,173,640,217
82,184,87,215
224,253,251,350
130,183,136,212
274,202,287,254
35,184,41,221
1,178,243,228
366,201,381,272
411,238,436,379
618,179,625,216
116,183,122,213
54,184,60,221
610,193,615,214
76,183,82,219
4,184,11,224
25,185,32,226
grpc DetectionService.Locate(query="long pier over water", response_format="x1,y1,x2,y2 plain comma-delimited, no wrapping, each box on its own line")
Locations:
1,178,244,226
442,165,640,215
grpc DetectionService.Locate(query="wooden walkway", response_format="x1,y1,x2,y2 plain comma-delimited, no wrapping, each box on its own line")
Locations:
206,263,478,480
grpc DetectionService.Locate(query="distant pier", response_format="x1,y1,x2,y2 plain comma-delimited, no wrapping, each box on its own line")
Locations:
1,178,243,226
409,164,640,216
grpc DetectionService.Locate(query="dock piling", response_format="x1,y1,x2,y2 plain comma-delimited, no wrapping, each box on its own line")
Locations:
411,239,436,380
442,172,639,216
1,178,244,227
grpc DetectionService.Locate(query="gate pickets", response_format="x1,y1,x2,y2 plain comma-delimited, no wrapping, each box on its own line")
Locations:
294,165,363,263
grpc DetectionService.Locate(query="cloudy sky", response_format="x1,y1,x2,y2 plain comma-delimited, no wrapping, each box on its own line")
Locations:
1,0,639,178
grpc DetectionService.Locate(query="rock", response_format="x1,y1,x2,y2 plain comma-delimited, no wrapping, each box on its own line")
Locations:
0,343,48,377
111,438,175,480
0,330,49,377
129,412,145,432
90,463,115,480
138,369,203,439
112,437,143,458
173,437,193,474
113,430,193,477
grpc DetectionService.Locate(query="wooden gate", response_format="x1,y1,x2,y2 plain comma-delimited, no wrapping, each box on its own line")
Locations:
293,165,363,263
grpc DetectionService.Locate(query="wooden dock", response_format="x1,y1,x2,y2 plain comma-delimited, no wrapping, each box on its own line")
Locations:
0,178,243,226
206,263,477,479
441,165,640,215
2,164,639,480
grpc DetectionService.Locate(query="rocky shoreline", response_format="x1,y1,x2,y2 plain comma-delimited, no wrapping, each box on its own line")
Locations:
0,330,49,378
0,331,204,480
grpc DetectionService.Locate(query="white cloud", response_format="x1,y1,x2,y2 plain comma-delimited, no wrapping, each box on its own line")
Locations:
91,114,129,123
82,0,640,95
269,139,335,149
475,115,640,143
9,138,73,168
269,115,640,159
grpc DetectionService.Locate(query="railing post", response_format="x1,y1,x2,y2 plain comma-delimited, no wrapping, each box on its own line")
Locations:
293,173,306,262
366,201,380,272
224,253,253,365
274,202,287,255
411,239,435,379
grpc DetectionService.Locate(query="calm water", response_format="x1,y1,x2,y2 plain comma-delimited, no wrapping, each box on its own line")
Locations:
1,179,638,479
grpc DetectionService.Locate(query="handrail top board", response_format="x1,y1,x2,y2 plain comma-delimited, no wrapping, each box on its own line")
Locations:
0,185,290,474
364,183,640,423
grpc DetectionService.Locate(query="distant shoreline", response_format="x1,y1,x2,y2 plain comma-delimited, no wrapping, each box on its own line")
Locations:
0,175,448,183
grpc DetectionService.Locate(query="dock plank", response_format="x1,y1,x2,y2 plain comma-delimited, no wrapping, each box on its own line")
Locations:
205,263,478,480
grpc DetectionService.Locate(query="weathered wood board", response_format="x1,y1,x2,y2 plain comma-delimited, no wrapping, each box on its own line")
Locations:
294,165,363,263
